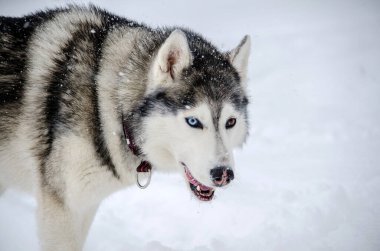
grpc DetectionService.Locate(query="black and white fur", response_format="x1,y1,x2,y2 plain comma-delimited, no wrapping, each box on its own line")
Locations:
0,5,250,250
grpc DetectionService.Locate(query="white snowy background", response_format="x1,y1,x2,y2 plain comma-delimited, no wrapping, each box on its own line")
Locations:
1,0,379,250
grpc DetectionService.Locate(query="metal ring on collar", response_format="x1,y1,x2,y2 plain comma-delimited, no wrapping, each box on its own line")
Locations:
136,169,151,189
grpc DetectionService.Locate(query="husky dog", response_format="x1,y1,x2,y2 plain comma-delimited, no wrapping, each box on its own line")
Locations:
0,5,250,250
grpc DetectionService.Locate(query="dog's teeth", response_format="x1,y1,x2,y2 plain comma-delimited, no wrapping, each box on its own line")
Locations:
196,185,201,191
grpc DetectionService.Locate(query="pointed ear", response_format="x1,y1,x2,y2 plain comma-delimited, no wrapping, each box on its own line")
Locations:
228,35,251,89
149,29,192,91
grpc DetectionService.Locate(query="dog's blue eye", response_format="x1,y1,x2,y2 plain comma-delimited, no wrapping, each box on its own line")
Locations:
185,117,203,129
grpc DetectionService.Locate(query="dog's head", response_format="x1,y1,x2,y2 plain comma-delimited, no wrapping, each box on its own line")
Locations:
136,30,250,201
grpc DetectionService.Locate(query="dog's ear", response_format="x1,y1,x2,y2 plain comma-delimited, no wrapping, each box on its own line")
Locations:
149,29,192,91
228,35,251,89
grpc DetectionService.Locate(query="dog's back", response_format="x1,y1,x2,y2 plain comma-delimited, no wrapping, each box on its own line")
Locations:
1,16,32,142
0,7,122,193
0,14,46,192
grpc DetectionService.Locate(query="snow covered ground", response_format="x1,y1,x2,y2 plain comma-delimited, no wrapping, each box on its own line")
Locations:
1,0,379,250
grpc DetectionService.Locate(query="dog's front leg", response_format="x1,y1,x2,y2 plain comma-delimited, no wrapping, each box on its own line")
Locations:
37,187,97,251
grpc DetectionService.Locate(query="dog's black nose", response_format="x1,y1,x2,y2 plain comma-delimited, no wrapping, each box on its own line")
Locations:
210,166,234,187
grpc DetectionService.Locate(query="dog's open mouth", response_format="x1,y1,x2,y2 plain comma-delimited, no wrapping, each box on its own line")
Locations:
182,163,215,201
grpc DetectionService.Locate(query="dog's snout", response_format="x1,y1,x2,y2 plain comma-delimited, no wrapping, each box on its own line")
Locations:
210,166,234,187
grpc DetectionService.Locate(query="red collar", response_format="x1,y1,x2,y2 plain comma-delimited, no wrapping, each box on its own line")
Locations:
122,118,152,188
